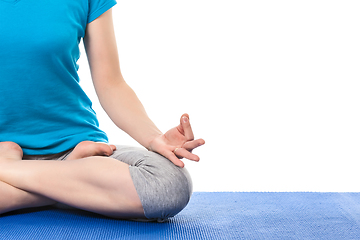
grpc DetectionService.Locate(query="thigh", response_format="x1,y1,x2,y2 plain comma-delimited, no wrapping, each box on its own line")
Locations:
110,145,193,221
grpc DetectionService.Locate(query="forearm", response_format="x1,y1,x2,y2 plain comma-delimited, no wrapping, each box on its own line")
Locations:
83,9,161,149
95,78,162,149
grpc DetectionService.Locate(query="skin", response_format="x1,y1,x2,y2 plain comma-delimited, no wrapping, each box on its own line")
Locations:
66,141,117,161
0,9,204,218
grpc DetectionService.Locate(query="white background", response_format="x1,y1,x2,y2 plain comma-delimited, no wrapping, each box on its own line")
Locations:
78,0,360,192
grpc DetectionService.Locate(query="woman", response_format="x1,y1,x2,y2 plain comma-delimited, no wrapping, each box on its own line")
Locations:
0,0,204,221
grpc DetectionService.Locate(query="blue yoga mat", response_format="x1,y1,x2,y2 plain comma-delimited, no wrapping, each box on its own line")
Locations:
1,192,360,239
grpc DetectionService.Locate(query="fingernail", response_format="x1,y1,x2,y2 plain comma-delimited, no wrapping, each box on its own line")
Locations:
182,116,188,123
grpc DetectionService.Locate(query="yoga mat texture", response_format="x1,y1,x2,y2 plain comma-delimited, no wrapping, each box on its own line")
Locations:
1,192,360,239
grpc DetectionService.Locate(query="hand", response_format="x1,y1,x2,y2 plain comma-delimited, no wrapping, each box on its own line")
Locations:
148,114,205,168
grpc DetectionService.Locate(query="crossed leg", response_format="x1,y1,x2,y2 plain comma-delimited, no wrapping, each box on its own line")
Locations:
0,141,145,219
0,181,56,214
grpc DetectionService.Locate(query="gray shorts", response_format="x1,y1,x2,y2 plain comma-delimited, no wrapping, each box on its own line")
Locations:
24,145,193,221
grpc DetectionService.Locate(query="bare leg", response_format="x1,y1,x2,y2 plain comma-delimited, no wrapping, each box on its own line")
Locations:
0,142,145,219
0,142,55,214
1,141,119,215
0,181,56,214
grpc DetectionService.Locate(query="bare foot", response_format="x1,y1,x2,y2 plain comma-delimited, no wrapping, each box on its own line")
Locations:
0,142,23,163
66,141,116,160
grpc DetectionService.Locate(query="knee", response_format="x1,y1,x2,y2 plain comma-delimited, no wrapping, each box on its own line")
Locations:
158,167,193,219
129,150,193,220
147,171,193,221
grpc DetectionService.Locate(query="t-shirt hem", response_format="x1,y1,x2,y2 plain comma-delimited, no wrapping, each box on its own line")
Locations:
87,0,117,24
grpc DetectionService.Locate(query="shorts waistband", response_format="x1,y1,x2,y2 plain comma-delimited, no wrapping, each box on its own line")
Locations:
22,148,74,160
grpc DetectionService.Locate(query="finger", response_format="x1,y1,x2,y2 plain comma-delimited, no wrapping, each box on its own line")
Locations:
166,151,185,168
174,148,200,162
182,139,205,152
181,114,194,141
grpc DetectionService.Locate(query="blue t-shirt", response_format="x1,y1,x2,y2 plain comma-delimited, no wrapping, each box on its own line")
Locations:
0,0,117,155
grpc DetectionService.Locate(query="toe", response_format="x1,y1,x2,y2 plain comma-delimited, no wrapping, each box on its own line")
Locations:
102,144,115,156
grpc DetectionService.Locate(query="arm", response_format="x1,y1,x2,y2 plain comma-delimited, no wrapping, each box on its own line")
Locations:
83,9,161,149
83,9,204,167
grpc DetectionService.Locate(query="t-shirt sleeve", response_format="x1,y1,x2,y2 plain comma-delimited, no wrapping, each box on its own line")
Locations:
87,0,117,23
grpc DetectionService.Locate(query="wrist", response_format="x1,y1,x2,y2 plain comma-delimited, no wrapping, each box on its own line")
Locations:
146,133,162,152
